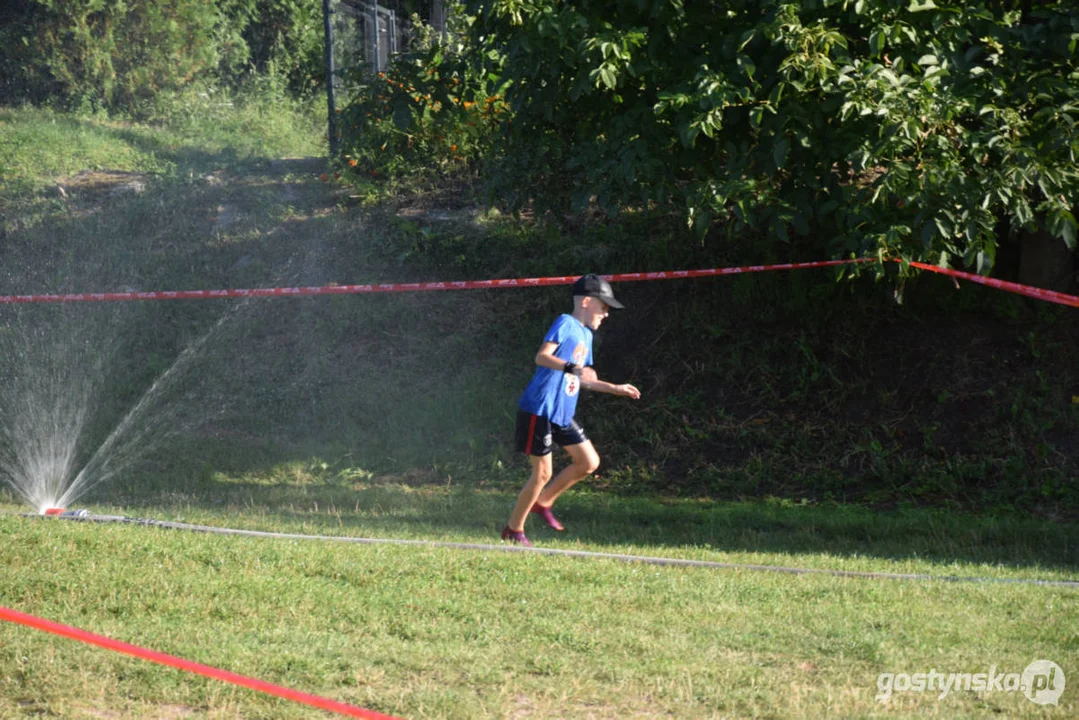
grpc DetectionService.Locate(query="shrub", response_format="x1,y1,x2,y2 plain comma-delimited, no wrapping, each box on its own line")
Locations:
234,0,327,97
17,0,249,113
338,8,506,181
0,0,329,113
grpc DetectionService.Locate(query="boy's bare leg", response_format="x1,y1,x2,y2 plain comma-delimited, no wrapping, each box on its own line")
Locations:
537,440,600,507
507,454,553,531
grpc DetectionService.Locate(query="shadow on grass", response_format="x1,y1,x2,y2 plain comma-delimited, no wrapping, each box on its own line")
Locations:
73,436,1079,577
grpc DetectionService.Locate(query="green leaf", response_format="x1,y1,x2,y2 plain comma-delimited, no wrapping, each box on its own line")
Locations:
768,83,785,105
908,0,937,11
392,102,412,131
870,31,885,56
771,215,790,243
935,217,950,238
598,66,616,89
920,222,935,248
655,91,691,110
679,123,700,147
917,55,938,66
692,209,713,238
1058,211,1077,250
737,55,756,82
773,137,790,169
735,200,750,225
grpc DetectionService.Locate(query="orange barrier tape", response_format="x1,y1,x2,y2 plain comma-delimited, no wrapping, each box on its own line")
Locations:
0,606,402,719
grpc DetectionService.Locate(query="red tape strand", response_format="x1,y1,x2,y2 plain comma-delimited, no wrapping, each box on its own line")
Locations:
0,258,1074,307
0,260,868,304
0,606,402,720
903,260,1079,308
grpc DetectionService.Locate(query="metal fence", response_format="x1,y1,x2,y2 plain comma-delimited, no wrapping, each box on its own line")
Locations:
335,1,411,76
323,0,444,156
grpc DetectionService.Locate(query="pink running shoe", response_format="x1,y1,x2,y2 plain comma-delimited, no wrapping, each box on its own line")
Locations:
529,503,565,531
501,525,533,547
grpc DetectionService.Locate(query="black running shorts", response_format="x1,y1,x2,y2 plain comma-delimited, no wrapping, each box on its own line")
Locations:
515,411,587,456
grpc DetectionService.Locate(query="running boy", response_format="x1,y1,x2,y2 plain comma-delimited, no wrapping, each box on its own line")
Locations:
501,274,641,546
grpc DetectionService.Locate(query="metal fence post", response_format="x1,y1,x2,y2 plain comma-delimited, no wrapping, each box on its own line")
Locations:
322,0,338,159
372,2,382,74
389,10,398,56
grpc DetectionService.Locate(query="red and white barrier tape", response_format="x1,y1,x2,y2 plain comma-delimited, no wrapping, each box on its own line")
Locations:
0,606,402,719
904,261,1079,308
0,260,865,304
0,258,1074,307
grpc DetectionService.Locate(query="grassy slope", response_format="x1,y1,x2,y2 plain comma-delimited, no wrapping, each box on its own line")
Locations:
0,98,1076,718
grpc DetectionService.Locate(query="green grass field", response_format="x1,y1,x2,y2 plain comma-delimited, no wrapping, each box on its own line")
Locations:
1,95,1076,718
1,493,1076,719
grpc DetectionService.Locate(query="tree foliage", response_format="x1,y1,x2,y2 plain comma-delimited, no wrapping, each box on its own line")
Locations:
466,0,1079,266
5,0,248,111
339,9,507,180
233,0,328,96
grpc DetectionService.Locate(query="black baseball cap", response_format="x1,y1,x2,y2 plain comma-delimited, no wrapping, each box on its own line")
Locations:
572,274,624,309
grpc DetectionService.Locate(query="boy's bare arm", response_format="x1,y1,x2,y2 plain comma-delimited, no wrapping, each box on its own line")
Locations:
534,342,570,372
536,343,640,399
582,373,641,399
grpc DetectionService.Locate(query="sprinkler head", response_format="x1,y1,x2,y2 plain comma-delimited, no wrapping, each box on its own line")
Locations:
42,508,90,518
